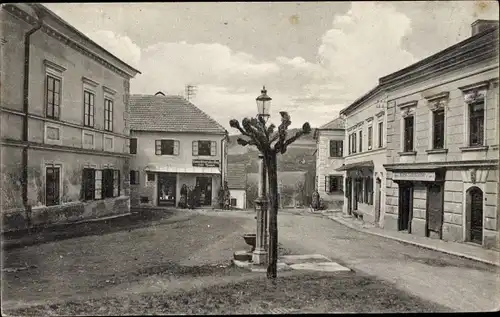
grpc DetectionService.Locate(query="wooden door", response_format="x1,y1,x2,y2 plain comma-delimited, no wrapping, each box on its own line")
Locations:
399,185,412,231
426,183,444,239
346,177,352,215
375,179,381,224
469,187,483,244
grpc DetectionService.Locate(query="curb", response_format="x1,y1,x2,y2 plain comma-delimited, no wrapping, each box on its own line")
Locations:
327,215,500,267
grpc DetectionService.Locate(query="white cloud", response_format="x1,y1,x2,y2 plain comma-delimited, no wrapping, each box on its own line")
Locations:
80,3,418,131
85,30,142,68
318,2,416,99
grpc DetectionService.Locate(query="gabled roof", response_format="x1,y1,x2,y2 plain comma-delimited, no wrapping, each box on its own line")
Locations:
129,94,226,134
313,117,345,139
227,163,247,189
319,117,345,130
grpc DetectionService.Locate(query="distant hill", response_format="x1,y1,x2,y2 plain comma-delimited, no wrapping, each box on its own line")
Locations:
228,128,316,155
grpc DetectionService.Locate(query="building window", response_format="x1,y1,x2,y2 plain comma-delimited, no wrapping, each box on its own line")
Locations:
432,109,445,149
82,168,95,200
155,139,179,155
368,126,373,150
359,130,363,152
403,116,414,152
102,169,120,198
130,138,137,154
352,133,357,154
469,102,484,146
348,134,352,155
329,140,343,157
147,173,155,182
46,75,61,120
104,99,113,132
130,170,139,185
378,121,383,148
231,198,237,207
193,140,216,156
46,166,60,206
83,91,95,127
328,175,343,193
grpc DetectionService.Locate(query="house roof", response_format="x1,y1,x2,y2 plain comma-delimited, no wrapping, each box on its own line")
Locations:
319,117,345,130
129,94,227,134
313,117,345,139
227,163,247,189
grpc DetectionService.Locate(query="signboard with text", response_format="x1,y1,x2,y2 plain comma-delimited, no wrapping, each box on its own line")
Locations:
392,171,435,182
192,159,220,168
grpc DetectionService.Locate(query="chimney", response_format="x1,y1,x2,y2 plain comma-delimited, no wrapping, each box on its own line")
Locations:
471,19,499,36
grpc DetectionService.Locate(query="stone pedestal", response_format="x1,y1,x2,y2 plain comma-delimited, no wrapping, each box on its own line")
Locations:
253,197,269,264
252,154,268,265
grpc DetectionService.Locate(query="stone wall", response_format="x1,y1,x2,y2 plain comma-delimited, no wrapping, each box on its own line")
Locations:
2,196,129,232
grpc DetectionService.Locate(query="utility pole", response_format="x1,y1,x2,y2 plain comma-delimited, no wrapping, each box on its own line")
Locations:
185,84,197,101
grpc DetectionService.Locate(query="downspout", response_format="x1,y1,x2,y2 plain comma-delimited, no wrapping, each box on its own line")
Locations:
23,8,43,229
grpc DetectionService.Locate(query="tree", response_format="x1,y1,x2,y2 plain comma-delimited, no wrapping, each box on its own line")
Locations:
229,112,311,279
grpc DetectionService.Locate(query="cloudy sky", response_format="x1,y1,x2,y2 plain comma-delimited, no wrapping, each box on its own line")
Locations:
44,1,498,132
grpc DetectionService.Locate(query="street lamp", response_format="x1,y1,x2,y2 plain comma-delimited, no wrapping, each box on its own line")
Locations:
256,86,272,121
253,86,270,265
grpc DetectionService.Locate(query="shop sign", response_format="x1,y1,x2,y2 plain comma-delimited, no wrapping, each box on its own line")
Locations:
192,159,220,168
393,171,435,182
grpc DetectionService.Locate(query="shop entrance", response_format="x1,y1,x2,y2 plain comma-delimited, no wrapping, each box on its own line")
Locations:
196,176,212,206
157,173,176,206
426,183,444,239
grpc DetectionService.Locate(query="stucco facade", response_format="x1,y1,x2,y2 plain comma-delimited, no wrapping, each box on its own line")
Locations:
314,127,345,210
339,93,388,226
0,4,139,232
382,21,499,249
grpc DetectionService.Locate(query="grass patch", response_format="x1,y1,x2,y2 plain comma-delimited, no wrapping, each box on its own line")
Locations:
6,272,449,315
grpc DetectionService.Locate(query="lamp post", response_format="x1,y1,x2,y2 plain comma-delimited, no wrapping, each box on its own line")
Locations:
252,86,271,265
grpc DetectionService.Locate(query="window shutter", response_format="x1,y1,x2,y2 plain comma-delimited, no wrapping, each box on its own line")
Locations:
174,140,180,155
155,140,161,155
339,141,343,157
192,141,198,156
136,171,140,184
210,141,217,156
324,176,329,193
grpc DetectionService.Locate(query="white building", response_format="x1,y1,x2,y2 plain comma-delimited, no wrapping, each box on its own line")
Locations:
383,20,499,249
337,89,388,226
227,163,247,209
128,92,228,208
313,117,345,210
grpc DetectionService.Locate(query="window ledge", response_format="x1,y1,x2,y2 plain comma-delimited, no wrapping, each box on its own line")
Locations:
398,151,417,156
426,149,448,154
459,145,489,152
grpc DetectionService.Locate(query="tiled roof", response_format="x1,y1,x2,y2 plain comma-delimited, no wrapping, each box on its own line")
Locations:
227,163,247,189
129,94,226,134
318,117,345,130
